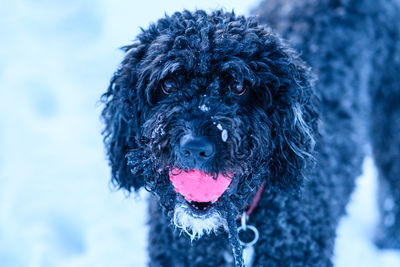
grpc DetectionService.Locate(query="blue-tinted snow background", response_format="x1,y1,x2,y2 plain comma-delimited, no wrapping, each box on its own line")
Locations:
0,0,399,266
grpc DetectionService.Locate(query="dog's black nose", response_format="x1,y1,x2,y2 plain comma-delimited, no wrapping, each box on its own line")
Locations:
179,135,215,164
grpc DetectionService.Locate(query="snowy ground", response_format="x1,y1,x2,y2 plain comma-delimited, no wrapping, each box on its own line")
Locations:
0,1,399,266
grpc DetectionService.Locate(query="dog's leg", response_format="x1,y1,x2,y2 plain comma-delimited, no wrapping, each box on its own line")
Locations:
369,32,400,249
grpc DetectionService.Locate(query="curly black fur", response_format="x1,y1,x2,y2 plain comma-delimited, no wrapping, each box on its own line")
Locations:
101,1,400,266
255,0,400,254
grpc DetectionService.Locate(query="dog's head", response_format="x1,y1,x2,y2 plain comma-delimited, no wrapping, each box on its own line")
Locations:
101,10,317,239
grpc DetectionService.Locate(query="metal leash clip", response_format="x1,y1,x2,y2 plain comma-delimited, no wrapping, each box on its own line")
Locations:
237,212,259,267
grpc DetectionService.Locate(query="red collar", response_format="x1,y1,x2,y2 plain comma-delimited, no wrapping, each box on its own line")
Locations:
236,182,266,221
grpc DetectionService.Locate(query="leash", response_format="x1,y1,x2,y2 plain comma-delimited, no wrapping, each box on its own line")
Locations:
229,182,266,267
227,204,245,267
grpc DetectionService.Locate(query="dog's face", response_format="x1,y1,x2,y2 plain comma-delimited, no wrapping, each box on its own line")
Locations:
102,10,317,239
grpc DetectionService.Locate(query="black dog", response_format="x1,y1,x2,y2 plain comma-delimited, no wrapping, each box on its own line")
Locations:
101,1,400,266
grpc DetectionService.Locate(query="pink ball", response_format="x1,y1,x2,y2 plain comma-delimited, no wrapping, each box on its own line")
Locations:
169,169,232,202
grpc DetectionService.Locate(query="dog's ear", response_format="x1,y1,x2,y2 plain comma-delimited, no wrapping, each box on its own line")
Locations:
101,43,148,192
261,46,318,192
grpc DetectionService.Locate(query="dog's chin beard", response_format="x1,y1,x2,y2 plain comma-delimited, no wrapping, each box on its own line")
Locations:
173,203,228,241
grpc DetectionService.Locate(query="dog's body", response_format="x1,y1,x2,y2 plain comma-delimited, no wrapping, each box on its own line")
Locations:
255,0,400,253
101,0,400,266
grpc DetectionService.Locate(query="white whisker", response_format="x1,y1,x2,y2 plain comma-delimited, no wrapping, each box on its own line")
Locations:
173,203,227,241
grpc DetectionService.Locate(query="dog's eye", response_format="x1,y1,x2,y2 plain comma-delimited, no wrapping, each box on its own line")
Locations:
229,81,247,96
161,78,176,94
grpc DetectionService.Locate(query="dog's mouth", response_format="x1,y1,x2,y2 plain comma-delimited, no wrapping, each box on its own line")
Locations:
185,199,214,212
169,169,232,213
